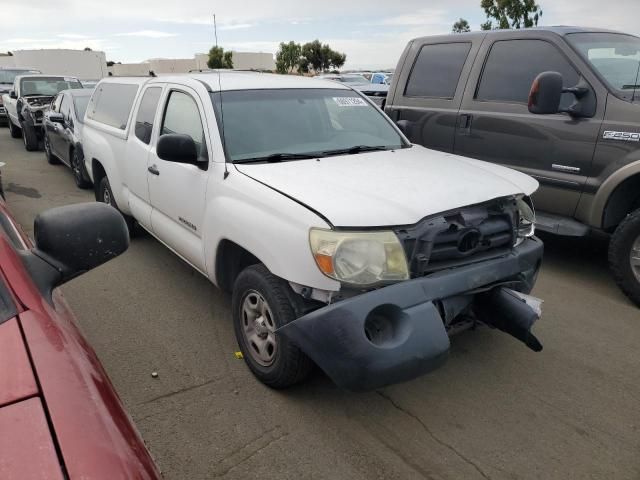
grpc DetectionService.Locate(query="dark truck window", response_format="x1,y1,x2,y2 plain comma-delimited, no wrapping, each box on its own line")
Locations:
87,83,139,130
477,39,579,106
134,87,162,144
404,43,472,98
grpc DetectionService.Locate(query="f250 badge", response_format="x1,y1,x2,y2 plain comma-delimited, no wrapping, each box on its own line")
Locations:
603,130,640,142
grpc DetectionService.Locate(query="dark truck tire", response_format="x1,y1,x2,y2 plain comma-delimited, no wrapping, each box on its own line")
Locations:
97,176,137,237
43,134,60,165
609,208,640,307
9,120,21,139
71,149,91,189
232,264,313,388
22,123,39,151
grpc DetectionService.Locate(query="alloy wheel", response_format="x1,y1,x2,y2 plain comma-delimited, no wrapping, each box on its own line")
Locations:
241,290,277,366
631,234,640,283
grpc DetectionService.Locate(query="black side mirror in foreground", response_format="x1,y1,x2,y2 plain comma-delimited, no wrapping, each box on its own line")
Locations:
32,202,129,287
528,71,594,118
48,112,65,124
528,71,564,115
157,134,198,164
9,90,17,99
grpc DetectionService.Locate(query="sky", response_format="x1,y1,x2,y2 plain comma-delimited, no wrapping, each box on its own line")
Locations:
1,0,639,70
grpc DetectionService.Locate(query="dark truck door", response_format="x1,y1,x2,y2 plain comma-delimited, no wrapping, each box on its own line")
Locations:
385,38,480,153
455,34,604,218
54,93,72,165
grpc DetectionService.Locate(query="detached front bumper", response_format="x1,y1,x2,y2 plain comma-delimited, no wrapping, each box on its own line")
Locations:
278,237,543,391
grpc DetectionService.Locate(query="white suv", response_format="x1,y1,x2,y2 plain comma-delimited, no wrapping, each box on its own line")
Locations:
82,72,544,391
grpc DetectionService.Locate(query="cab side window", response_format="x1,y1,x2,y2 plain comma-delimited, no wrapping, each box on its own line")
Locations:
161,90,208,165
476,39,580,108
404,43,472,99
59,94,71,122
51,95,62,112
134,87,162,144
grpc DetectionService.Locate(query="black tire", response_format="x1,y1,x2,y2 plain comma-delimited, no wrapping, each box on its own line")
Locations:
43,134,60,165
609,208,640,307
22,123,39,151
97,176,137,237
232,264,313,388
9,120,21,139
71,149,91,189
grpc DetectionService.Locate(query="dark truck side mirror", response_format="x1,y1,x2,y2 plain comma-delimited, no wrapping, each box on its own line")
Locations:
528,71,595,118
157,134,198,164
32,203,129,288
9,90,17,99
48,112,64,124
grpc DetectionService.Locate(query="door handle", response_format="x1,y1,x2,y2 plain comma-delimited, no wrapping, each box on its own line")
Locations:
148,165,160,176
458,114,472,135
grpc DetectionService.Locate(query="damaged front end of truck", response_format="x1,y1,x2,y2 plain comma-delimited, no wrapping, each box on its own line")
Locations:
278,197,544,391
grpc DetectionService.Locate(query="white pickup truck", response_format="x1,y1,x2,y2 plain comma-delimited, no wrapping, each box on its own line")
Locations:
83,73,544,391
3,74,82,150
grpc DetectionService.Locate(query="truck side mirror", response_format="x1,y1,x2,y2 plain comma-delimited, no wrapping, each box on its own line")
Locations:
529,71,595,118
9,90,17,99
528,71,563,115
48,112,65,124
396,120,412,138
32,203,129,287
157,134,198,164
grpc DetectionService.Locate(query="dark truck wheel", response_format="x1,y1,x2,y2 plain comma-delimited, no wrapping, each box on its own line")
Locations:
22,123,39,151
44,134,60,165
9,120,21,139
609,208,640,307
71,149,91,189
97,176,136,236
232,264,313,388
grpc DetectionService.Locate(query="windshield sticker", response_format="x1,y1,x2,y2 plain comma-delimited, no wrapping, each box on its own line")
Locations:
333,97,367,107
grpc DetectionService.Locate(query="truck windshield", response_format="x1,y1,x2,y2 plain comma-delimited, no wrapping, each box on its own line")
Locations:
19,77,83,96
210,88,407,163
0,70,38,85
567,33,640,100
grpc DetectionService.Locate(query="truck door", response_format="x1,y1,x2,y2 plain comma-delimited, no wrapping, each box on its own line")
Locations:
124,85,163,230
385,39,479,153
455,36,603,217
147,85,210,272
56,94,73,164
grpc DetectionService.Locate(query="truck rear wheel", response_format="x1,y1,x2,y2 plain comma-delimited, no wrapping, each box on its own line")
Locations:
609,208,640,307
232,264,313,388
98,176,137,237
22,123,39,151
9,120,21,139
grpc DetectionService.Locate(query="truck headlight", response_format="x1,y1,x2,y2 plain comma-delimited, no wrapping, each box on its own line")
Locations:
309,229,409,286
515,196,535,245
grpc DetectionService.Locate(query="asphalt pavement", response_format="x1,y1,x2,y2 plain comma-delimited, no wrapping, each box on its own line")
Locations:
1,126,638,480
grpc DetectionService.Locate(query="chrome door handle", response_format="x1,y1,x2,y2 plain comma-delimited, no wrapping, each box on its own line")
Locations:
148,165,160,176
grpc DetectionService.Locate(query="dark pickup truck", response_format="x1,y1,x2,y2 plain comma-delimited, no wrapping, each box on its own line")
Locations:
386,26,640,306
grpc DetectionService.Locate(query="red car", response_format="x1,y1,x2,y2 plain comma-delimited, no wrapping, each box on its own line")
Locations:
0,199,160,479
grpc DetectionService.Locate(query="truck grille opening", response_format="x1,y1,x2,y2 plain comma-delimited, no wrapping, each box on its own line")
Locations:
394,198,517,277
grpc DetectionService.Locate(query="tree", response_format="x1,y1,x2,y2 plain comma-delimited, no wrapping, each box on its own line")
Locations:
299,40,346,74
480,0,542,29
84,47,92,51
207,46,233,69
452,18,471,33
276,41,302,74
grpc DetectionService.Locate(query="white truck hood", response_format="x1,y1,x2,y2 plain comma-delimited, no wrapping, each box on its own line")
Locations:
235,145,538,227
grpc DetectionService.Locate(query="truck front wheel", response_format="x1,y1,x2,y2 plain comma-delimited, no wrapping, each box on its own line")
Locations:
22,123,39,151
609,208,640,307
9,120,21,139
232,264,313,388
